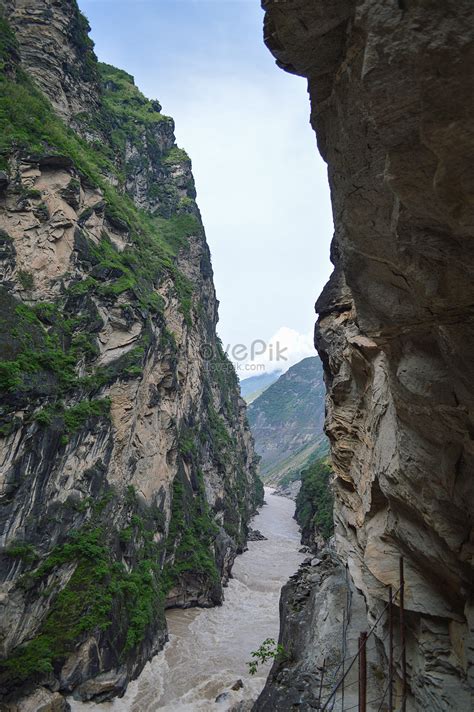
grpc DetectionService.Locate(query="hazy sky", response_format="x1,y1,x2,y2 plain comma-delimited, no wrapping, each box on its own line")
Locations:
80,0,333,373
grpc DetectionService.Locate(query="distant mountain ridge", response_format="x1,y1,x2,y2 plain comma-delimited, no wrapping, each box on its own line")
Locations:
239,370,281,403
247,357,327,485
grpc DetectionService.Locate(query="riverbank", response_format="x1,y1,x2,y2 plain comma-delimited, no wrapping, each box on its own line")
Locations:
70,488,304,711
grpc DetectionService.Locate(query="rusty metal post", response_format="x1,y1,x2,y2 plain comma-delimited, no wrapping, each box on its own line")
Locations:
358,632,367,712
318,656,326,709
388,586,394,712
342,609,346,711
399,557,407,712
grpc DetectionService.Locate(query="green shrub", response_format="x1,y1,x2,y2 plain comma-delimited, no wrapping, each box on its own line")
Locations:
161,146,190,166
5,543,38,564
178,428,197,458
295,457,334,543
17,270,34,290
0,294,78,396
33,407,55,427
63,398,111,432
208,404,232,467
33,399,110,435
119,527,133,544
248,638,287,676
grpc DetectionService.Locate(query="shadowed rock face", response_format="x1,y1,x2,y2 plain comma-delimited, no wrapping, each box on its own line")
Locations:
262,1,474,709
256,551,376,712
0,0,263,706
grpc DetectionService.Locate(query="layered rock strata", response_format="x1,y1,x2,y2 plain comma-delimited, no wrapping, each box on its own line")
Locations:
262,1,474,710
0,0,262,706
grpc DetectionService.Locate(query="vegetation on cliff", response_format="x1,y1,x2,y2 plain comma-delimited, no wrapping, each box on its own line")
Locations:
295,457,334,545
0,4,262,700
1,493,166,688
162,472,220,596
0,9,199,316
0,4,199,438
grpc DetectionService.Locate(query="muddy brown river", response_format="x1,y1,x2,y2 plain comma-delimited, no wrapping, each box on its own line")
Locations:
70,488,304,711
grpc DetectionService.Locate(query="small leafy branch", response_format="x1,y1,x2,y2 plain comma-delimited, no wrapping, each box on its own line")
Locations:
247,638,286,676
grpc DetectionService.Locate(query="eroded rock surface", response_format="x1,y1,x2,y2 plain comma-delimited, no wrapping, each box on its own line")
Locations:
262,1,474,709
0,1,262,706
255,551,377,712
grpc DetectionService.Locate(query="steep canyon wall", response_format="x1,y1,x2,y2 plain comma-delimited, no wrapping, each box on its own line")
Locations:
0,1,262,707
262,1,474,709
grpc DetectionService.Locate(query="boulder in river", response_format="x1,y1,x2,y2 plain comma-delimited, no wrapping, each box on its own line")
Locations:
248,528,267,541
215,691,230,703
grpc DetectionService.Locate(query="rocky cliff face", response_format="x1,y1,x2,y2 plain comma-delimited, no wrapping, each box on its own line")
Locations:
256,550,379,712
262,1,474,710
0,1,262,706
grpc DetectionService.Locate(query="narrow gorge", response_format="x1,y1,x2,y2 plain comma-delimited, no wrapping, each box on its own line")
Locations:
0,1,473,711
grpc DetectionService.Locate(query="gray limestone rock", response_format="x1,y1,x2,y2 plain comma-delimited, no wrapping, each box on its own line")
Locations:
262,0,474,709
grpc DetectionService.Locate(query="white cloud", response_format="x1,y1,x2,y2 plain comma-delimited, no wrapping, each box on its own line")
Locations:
224,325,316,377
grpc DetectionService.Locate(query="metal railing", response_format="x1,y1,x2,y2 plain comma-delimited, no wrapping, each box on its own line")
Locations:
318,557,407,712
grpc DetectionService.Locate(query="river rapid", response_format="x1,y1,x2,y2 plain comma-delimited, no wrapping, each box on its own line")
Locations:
70,488,304,711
